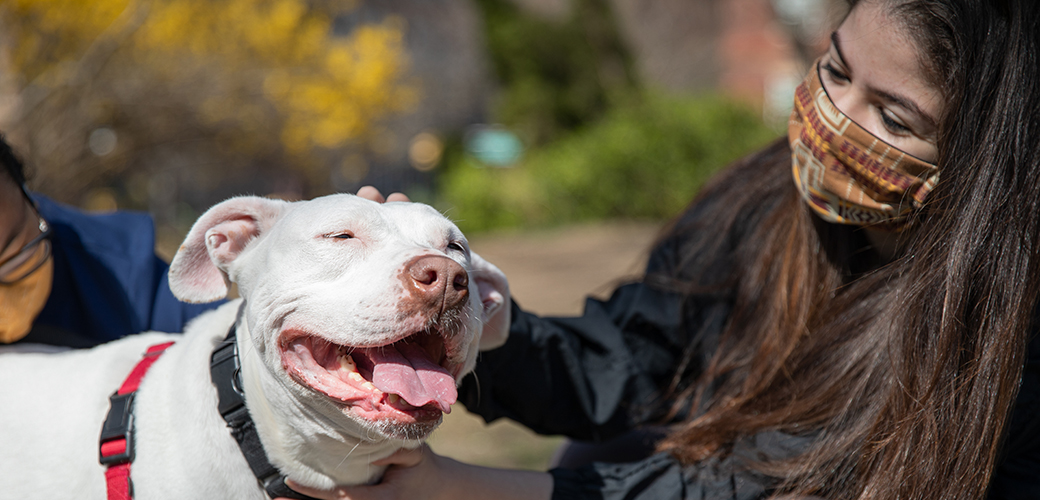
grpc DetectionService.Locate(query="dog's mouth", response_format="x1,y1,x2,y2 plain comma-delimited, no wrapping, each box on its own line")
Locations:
279,329,457,424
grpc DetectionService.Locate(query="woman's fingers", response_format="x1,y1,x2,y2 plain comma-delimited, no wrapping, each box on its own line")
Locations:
356,186,386,203
355,186,411,203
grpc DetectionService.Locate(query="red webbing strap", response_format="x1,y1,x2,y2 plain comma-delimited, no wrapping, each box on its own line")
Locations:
104,462,133,500
116,342,174,395
100,342,175,500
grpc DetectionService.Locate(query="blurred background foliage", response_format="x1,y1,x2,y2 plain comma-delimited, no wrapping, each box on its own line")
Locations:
432,0,776,233
1,0,414,222
439,93,775,233
0,0,829,237
474,0,638,146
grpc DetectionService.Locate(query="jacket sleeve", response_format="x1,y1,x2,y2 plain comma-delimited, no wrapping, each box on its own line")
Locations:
459,283,686,440
458,220,734,440
549,430,808,500
457,185,742,439
550,454,770,500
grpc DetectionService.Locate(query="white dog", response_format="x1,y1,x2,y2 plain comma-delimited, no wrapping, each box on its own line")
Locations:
0,194,510,499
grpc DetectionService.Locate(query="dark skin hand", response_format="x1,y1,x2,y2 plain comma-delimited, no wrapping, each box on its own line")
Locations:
282,445,553,500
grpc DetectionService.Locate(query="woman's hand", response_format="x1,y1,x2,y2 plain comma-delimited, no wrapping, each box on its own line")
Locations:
356,186,410,203
282,445,553,500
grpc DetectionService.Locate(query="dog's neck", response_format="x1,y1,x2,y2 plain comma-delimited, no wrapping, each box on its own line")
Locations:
232,316,412,489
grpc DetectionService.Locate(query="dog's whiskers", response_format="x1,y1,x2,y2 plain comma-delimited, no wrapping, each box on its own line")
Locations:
335,441,363,470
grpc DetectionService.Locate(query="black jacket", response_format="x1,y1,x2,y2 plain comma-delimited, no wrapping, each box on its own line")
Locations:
458,207,1040,499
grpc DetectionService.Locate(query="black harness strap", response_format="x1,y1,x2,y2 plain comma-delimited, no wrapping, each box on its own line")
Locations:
210,324,319,500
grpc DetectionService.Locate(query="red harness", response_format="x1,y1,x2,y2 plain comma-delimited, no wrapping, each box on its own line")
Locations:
98,342,175,500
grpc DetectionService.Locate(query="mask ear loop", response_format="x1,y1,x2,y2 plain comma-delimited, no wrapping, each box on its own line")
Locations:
19,182,38,212
18,183,49,235
0,184,52,286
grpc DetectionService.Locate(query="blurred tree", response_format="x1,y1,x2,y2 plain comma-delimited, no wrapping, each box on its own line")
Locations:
0,0,416,212
474,0,639,146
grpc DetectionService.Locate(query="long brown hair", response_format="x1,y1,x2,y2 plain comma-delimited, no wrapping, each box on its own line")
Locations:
653,1,1040,499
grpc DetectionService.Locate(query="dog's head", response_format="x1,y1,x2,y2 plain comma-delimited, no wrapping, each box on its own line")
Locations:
167,194,509,441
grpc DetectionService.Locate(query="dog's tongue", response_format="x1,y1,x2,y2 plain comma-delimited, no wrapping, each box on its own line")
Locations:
367,343,456,413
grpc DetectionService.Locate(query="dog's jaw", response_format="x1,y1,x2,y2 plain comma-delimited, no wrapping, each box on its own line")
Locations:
278,328,461,438
237,292,481,489
236,319,412,488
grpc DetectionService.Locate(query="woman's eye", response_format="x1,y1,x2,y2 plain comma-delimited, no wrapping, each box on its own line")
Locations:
879,109,912,135
823,62,850,83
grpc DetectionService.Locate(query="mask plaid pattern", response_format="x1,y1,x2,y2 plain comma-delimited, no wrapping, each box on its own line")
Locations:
788,59,939,228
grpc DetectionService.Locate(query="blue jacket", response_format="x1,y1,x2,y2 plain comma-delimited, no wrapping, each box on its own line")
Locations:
22,195,222,347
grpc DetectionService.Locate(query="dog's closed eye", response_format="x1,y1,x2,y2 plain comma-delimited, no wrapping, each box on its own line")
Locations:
325,232,355,240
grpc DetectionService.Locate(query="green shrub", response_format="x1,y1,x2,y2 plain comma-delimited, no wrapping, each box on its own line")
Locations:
436,92,779,234
474,0,638,146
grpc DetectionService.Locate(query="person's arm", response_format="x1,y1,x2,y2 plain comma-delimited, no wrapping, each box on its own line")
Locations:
458,281,710,441
286,441,780,500
284,445,553,500
455,181,745,441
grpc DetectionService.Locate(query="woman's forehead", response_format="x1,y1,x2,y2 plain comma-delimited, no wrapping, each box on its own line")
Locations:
835,1,945,122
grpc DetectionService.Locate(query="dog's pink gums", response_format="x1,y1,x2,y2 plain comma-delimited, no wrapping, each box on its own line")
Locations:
280,334,455,424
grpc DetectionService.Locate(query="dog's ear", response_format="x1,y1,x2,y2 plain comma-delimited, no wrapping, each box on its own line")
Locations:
470,252,510,351
168,196,289,303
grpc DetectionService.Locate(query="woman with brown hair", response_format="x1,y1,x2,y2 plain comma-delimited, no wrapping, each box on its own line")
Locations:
296,0,1040,498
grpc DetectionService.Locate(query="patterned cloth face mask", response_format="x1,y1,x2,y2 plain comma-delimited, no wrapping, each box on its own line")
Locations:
0,257,52,343
788,58,939,229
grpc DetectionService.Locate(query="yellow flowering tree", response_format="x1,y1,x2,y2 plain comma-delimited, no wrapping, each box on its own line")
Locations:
0,0,415,206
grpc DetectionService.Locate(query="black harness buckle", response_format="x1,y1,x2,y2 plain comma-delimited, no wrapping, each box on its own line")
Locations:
99,391,136,465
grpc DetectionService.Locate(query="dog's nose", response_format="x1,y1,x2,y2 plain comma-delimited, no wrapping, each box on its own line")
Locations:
407,255,469,311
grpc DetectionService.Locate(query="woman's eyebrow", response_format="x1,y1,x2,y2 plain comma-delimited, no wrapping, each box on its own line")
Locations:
831,31,938,129
868,87,939,128
831,32,848,66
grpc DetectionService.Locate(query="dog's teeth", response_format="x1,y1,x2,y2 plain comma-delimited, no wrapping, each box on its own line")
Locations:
338,354,356,370
388,394,400,404
349,372,364,382
361,381,378,391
